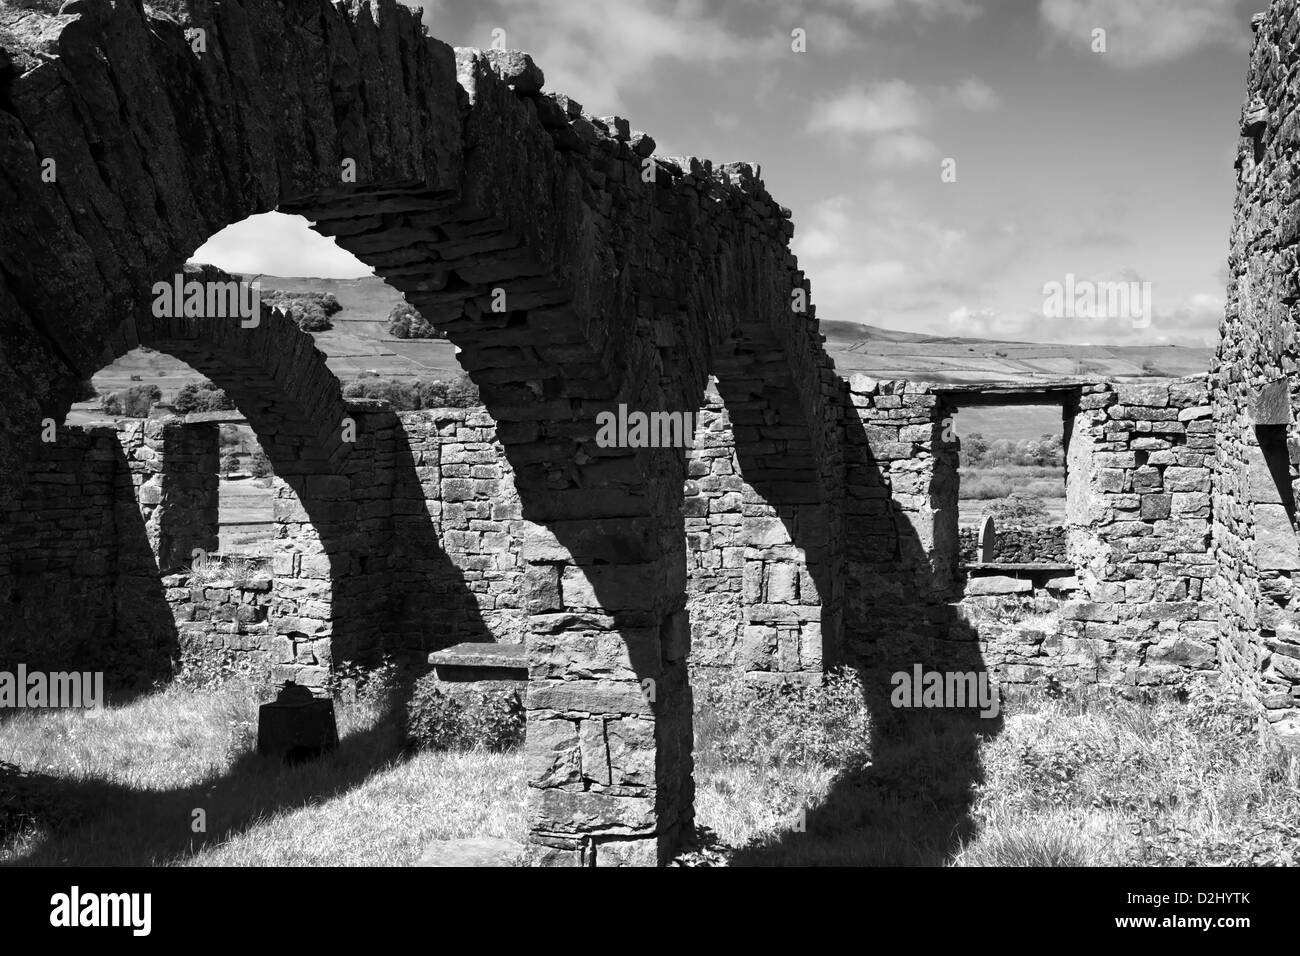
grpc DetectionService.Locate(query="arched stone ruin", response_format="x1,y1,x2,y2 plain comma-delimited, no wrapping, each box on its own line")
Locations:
1,0,1300,865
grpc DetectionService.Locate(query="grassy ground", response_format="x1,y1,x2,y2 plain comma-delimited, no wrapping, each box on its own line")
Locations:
5,674,1297,866
692,677,1300,866
0,682,525,866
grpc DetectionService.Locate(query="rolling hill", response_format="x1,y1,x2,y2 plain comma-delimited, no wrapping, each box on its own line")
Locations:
69,273,1215,430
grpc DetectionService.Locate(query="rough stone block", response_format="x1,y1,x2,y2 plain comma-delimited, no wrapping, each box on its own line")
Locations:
965,575,1032,596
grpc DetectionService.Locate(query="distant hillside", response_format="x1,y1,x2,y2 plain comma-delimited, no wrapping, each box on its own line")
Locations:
250,276,1214,384
69,272,1215,429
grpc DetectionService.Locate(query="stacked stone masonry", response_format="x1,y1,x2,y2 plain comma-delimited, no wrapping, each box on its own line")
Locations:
1212,0,1300,737
1,0,1299,865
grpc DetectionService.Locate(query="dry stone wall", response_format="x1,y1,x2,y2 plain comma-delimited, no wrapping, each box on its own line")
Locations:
1213,2,1300,736
0,416,214,682
958,525,1067,564
841,376,1217,689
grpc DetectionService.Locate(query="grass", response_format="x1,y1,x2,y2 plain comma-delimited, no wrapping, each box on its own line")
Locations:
959,464,1064,501
0,681,526,866
691,675,1300,866
6,671,1298,867
186,555,268,587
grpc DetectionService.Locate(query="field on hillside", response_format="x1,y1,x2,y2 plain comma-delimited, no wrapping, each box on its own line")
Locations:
818,319,1213,384
219,478,275,554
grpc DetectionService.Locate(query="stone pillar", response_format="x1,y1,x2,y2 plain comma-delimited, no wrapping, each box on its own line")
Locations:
269,473,337,693
521,446,693,867
121,417,219,572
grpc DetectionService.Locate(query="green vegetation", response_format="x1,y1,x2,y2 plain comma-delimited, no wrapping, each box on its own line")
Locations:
5,668,1298,867
405,673,525,752
100,383,161,417
960,432,1064,468
186,554,267,588
174,380,235,414
692,673,1300,866
246,452,273,478
342,373,480,410
386,301,447,339
0,681,524,866
986,494,1049,525
262,290,343,332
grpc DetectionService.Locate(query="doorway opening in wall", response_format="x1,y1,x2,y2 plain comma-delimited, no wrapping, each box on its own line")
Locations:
946,400,1069,568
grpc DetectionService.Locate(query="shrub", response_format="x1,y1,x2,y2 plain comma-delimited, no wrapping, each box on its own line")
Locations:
386,301,443,339
262,290,342,333
446,373,480,407
987,494,1048,526
694,666,873,770
174,380,235,414
174,647,254,692
340,373,480,410
101,383,161,418
405,674,524,752
246,452,273,478
960,476,1014,500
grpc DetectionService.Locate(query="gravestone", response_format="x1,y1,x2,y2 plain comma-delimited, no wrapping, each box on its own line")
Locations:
257,682,339,764
977,515,997,563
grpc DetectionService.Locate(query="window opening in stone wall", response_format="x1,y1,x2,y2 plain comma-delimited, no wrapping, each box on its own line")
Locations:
948,403,1069,569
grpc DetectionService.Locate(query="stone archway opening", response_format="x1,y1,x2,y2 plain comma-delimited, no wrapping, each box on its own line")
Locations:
0,0,852,863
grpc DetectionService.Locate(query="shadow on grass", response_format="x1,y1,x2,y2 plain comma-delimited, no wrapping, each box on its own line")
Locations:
0,679,421,866
728,705,1000,866
712,382,1005,867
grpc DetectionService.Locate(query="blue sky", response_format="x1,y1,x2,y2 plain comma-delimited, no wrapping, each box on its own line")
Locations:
193,0,1257,346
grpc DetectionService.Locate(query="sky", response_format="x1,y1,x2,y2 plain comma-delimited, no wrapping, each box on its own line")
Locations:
192,0,1259,347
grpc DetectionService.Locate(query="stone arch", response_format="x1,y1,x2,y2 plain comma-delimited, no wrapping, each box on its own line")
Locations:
0,0,845,864
104,267,394,681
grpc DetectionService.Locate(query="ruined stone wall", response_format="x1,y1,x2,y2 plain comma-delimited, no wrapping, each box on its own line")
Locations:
0,418,213,681
958,526,1067,564
840,376,1216,688
0,0,848,862
0,425,120,672
685,380,825,680
397,407,531,647
1213,3,1300,736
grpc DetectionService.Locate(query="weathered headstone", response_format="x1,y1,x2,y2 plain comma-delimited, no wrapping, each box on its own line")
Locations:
257,682,339,764
977,514,996,563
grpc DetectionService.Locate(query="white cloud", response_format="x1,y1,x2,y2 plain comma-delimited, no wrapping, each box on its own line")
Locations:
189,213,372,279
807,80,930,136
464,0,769,115
831,0,980,20
867,131,939,167
947,77,1000,112
1039,0,1247,67
948,305,998,325
808,77,998,166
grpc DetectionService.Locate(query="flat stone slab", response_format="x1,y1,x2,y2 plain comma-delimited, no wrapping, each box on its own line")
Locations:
415,837,524,867
965,575,1034,596
963,562,1075,572
1044,574,1080,590
428,642,525,669
428,642,527,682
